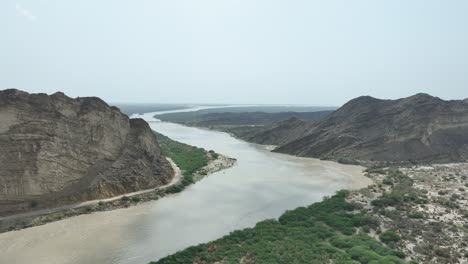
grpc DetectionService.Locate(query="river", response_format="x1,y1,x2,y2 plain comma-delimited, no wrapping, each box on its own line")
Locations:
0,107,371,264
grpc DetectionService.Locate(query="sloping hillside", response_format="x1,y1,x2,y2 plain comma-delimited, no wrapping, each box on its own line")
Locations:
156,110,332,126
241,117,317,146
275,94,468,162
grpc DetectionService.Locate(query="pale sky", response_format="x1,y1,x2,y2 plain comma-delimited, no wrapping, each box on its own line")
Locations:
1,0,467,105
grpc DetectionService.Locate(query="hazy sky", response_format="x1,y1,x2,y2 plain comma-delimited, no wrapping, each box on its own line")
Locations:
1,0,467,105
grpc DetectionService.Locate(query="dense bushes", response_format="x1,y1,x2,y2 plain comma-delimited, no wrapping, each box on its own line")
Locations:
155,132,209,193
379,231,401,244
154,191,407,264
155,132,208,176
371,192,404,207
165,174,195,194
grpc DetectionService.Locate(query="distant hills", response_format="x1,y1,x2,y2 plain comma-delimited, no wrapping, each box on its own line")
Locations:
157,110,332,127
275,94,468,163
157,94,468,163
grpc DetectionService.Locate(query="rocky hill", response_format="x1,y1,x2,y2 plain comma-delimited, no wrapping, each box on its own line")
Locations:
156,110,333,126
275,94,468,163
241,117,316,146
0,89,173,215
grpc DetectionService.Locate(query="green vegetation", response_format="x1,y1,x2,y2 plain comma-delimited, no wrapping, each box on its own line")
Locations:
131,197,141,203
156,132,208,176
379,231,401,244
155,132,212,194
153,191,406,264
337,157,360,165
408,212,425,219
371,168,421,208
371,192,404,207
209,150,219,159
366,167,387,175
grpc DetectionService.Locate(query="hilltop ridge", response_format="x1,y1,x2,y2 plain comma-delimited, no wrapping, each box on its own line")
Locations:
275,93,468,162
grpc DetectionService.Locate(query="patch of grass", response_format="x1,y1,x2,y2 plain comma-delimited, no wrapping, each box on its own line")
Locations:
155,132,208,176
408,212,425,219
155,132,217,194
153,191,407,264
371,192,404,207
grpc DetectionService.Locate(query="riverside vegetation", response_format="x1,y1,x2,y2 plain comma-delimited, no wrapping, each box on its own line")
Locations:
154,189,407,264
154,164,468,264
0,132,233,233
155,132,210,193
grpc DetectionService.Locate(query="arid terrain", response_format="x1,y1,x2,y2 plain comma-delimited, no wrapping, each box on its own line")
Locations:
348,164,468,263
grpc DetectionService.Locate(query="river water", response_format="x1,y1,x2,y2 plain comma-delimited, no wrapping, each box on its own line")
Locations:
0,108,371,264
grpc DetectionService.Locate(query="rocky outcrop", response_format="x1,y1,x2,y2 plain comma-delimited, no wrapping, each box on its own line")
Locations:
275,94,468,163
0,89,173,215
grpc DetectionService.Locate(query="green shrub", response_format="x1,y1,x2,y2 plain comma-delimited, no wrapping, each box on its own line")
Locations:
367,168,387,175
379,231,401,244
371,192,404,207
382,178,394,185
408,212,425,219
155,191,407,264
359,215,381,230
438,190,448,195
155,132,208,176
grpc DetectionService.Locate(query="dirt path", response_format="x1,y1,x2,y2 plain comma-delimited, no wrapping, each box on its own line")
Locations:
0,157,182,222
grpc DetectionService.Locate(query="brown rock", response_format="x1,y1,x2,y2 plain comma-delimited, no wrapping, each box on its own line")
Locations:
275,93,468,162
0,89,173,215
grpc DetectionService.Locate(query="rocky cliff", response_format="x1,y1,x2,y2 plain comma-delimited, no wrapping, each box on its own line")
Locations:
0,89,173,215
275,94,468,163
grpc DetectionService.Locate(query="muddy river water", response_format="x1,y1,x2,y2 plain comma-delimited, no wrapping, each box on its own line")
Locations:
0,108,371,264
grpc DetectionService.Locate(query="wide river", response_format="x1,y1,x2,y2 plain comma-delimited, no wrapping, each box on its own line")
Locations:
0,108,371,264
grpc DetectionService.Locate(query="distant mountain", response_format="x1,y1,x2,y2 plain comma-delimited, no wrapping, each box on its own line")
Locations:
242,117,317,146
0,89,173,215
157,110,333,126
275,94,468,162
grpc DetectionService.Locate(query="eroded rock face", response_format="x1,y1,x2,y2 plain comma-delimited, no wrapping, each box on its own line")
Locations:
275,94,468,162
0,89,173,214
